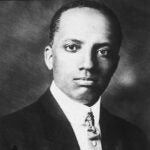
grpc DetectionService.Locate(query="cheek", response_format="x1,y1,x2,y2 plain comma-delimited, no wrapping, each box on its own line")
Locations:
98,59,116,74
52,54,75,76
53,51,81,70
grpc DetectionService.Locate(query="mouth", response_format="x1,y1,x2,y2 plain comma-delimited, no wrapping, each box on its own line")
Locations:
74,77,96,87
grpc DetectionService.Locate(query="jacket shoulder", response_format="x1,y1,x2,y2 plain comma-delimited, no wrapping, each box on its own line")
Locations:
101,106,149,150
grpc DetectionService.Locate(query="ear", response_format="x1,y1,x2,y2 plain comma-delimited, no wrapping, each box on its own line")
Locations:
44,45,53,70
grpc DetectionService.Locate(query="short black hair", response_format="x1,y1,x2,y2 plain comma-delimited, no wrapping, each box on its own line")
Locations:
49,0,122,47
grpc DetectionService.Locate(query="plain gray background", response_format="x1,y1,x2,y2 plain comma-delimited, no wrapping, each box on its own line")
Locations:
0,0,150,143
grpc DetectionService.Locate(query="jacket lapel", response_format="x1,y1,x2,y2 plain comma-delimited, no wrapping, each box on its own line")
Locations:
100,105,124,150
38,89,80,150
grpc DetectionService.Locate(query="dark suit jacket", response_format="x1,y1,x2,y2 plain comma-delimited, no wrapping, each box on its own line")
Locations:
0,89,148,150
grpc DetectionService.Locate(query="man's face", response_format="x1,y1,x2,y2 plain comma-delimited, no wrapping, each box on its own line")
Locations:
46,7,120,106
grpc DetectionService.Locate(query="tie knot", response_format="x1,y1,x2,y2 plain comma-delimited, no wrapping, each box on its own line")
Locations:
85,111,95,129
84,110,102,148
84,110,101,140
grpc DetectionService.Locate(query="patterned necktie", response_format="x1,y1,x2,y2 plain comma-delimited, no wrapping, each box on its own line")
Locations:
84,110,102,150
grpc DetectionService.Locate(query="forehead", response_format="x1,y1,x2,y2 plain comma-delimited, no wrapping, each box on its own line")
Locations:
54,7,113,41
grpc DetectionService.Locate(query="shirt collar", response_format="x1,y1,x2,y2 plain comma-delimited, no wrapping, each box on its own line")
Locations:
50,81,101,126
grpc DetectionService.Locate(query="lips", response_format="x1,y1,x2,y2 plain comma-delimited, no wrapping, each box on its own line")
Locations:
74,77,96,86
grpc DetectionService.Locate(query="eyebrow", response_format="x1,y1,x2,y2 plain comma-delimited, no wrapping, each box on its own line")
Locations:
94,43,112,47
64,39,84,44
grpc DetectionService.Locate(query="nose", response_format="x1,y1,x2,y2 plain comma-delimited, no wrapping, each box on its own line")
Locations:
79,51,95,70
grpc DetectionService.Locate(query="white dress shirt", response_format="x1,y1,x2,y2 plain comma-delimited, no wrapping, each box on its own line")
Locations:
50,81,102,150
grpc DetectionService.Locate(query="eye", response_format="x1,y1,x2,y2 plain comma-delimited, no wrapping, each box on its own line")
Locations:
97,48,109,57
64,44,80,52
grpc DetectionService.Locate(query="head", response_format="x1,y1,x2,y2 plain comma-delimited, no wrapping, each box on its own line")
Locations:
45,0,122,106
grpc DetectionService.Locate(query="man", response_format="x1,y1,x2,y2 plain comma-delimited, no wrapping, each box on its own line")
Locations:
0,0,148,150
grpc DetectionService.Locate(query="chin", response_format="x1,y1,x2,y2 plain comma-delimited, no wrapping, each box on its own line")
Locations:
83,98,99,106
72,92,100,106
